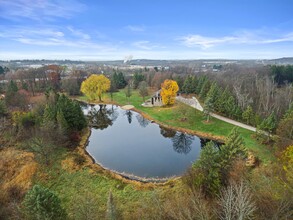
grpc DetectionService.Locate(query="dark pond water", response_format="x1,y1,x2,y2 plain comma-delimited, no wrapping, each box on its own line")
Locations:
82,104,218,179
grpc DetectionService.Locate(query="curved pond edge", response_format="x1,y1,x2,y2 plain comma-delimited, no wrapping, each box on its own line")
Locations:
76,128,180,185
75,99,225,184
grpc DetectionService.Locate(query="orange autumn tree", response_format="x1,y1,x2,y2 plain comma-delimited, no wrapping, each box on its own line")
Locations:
80,74,110,101
160,79,179,105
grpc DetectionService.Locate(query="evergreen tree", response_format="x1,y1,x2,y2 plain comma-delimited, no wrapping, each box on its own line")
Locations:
203,96,213,122
220,127,246,171
114,72,127,89
206,82,220,105
106,190,117,220
182,75,194,94
277,103,293,139
199,80,210,99
259,112,277,140
22,185,66,220
5,80,18,106
124,83,132,103
191,75,198,93
0,100,7,116
225,96,237,118
133,72,145,89
195,75,208,94
192,141,221,197
242,105,254,125
215,87,230,113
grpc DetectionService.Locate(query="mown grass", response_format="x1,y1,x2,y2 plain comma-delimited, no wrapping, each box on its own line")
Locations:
78,90,274,163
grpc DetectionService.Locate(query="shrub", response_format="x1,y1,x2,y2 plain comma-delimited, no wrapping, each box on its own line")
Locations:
22,185,66,220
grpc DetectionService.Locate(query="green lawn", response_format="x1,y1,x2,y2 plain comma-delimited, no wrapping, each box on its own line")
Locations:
78,90,274,163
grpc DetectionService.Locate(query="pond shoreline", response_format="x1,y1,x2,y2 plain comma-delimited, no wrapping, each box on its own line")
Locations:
75,98,225,184
77,127,180,185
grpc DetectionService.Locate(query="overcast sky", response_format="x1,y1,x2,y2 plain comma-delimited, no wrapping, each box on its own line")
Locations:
0,0,293,60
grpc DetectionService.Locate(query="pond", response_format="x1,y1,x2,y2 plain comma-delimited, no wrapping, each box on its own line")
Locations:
82,104,219,180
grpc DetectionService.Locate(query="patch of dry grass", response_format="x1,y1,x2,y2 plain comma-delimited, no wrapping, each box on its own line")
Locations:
0,147,37,199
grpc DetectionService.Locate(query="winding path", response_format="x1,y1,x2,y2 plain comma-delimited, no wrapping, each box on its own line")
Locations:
176,96,256,132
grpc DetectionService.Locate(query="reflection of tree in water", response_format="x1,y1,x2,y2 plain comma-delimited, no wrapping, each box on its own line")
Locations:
125,110,133,124
171,132,194,154
160,125,176,138
200,138,222,149
136,114,150,128
108,105,119,122
88,105,117,130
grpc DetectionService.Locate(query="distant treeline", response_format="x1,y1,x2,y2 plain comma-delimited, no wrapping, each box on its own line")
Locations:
271,65,293,85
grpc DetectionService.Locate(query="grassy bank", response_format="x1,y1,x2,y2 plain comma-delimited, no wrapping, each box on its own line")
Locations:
31,129,178,219
78,90,274,163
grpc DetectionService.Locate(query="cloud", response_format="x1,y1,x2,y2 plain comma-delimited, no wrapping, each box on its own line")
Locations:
132,40,162,50
179,31,293,49
125,25,145,32
180,35,237,49
133,41,152,50
0,0,86,20
67,26,91,40
0,26,114,50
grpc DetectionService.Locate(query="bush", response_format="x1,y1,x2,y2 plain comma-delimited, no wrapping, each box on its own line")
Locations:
22,185,66,220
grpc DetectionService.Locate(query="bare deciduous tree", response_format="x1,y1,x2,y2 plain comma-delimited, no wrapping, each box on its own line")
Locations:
218,181,256,220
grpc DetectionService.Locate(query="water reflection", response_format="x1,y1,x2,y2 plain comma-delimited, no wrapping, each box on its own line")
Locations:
85,104,221,178
171,133,194,154
87,104,118,130
125,110,133,124
136,114,150,128
159,126,193,154
200,138,222,149
160,125,176,138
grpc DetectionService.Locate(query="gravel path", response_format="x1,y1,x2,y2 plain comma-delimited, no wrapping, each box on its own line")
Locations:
176,96,256,132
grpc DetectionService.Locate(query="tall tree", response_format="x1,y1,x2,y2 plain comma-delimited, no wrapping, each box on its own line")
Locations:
277,104,293,140
182,75,194,94
192,141,221,197
203,96,213,122
220,127,246,171
160,79,179,105
218,181,256,220
242,105,254,125
124,83,132,103
138,81,148,101
133,72,145,89
106,190,117,220
81,74,111,101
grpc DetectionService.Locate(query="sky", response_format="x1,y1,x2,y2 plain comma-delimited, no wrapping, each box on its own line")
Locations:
0,0,293,60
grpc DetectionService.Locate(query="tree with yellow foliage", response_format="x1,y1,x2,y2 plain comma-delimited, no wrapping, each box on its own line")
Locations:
80,74,110,101
160,79,179,105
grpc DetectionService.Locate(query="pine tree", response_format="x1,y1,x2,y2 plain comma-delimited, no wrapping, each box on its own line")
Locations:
203,96,213,122
22,185,66,220
220,127,246,170
182,75,194,94
0,100,7,116
106,190,117,220
260,112,277,136
192,141,221,197
199,80,210,99
206,82,220,104
216,87,230,113
242,105,254,125
277,103,293,139
124,83,132,104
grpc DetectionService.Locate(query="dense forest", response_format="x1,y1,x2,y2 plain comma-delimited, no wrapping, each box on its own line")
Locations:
0,63,292,219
